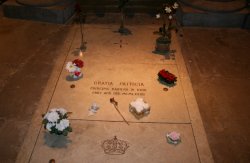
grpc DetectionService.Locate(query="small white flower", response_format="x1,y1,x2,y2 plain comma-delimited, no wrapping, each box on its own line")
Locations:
56,122,65,131
57,108,67,116
165,7,172,13
156,14,161,19
66,62,77,73
46,123,54,131
173,2,179,9
56,119,69,131
47,111,59,123
169,15,173,20
61,119,70,128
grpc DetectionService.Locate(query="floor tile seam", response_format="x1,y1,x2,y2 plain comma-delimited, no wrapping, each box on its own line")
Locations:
176,70,202,163
68,119,191,125
176,56,202,163
175,36,214,162
80,62,178,66
27,26,79,163
190,124,202,163
175,57,192,128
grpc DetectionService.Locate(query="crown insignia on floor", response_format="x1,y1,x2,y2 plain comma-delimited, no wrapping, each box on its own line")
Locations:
101,136,129,155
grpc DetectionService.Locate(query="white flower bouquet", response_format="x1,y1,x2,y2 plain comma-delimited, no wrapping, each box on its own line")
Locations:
42,108,72,136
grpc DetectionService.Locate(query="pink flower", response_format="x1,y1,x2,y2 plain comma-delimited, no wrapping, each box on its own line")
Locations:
167,131,180,141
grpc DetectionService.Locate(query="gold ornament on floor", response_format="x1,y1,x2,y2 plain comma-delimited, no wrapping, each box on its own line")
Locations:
102,136,129,155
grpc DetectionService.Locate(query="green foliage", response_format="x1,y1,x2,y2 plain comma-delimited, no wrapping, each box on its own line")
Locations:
63,130,68,136
67,127,73,132
42,119,48,124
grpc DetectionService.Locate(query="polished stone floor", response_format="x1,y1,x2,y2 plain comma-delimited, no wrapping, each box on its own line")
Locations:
0,11,249,163
179,27,250,163
15,22,211,162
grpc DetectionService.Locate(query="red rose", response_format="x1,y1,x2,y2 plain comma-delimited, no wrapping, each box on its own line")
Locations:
159,70,168,78
74,71,81,76
73,59,84,68
158,69,177,82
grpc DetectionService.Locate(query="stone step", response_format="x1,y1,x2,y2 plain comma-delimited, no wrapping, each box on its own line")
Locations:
2,0,250,28
177,0,250,28
80,5,160,14
77,0,166,6
77,0,166,13
2,0,75,24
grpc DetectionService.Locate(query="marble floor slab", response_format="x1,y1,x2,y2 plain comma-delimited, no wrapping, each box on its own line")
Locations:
16,24,213,163
30,121,199,163
70,25,176,65
51,63,190,123
48,25,188,123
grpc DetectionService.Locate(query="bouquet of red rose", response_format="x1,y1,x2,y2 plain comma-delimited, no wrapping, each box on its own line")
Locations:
66,59,84,79
158,69,177,85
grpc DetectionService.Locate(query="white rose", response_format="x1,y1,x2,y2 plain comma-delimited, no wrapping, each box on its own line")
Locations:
156,14,160,19
56,122,65,131
57,108,67,116
46,123,54,131
165,7,172,13
61,119,70,128
47,111,59,123
169,15,173,20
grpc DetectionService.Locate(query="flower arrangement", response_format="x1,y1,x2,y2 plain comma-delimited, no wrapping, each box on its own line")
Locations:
166,131,181,145
42,108,72,136
129,98,150,119
156,1,179,38
88,103,100,116
158,69,177,85
66,59,84,79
